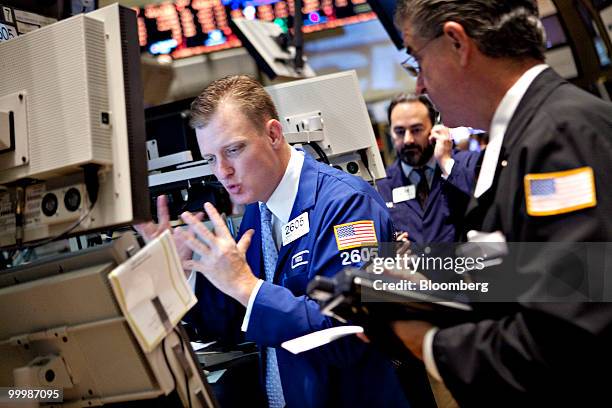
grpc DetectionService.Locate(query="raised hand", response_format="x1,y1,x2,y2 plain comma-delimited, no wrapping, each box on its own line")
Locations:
180,202,258,306
134,195,204,276
429,124,454,173
134,195,172,242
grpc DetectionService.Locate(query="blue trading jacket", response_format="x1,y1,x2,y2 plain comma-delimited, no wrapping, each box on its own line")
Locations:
187,153,410,408
377,151,480,243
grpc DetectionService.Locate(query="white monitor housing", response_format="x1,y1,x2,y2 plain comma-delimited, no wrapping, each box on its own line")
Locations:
266,70,386,181
0,4,150,247
231,18,316,79
0,234,216,407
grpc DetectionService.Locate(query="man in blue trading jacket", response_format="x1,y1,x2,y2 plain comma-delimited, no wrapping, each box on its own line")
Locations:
377,94,479,243
139,76,410,408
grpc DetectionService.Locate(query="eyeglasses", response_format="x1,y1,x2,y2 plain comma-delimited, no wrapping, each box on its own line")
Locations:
400,33,443,78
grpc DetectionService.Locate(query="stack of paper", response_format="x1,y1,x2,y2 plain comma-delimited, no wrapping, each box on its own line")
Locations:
109,230,197,353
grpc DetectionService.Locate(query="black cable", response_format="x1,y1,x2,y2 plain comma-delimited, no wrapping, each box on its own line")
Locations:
174,327,192,408
161,335,178,392
307,142,330,165
358,149,378,191
16,201,97,253
83,164,100,206
293,0,304,71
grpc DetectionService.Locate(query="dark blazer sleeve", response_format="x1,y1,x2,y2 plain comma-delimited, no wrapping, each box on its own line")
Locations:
443,150,479,196
431,104,612,407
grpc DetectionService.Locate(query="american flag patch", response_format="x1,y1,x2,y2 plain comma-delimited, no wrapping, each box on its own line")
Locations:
333,220,378,250
524,167,597,216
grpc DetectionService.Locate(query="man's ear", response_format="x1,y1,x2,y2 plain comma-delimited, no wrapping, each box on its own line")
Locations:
266,119,285,149
443,21,472,67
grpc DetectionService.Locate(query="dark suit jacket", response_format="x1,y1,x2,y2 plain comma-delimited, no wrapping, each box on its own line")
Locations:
378,151,479,243
432,68,612,406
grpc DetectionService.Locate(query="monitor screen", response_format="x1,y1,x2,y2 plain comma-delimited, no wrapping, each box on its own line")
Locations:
135,0,377,59
145,99,201,161
541,14,569,49
0,0,71,20
593,0,612,10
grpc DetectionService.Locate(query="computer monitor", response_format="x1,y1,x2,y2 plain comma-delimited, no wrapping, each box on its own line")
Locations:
230,17,316,79
266,70,386,181
0,233,217,407
0,4,151,248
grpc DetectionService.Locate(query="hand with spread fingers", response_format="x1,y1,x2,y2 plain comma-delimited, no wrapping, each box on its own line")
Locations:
180,202,259,306
429,124,453,172
134,195,173,242
134,195,204,278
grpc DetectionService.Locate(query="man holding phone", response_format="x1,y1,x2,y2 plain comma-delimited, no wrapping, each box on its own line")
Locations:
377,93,479,243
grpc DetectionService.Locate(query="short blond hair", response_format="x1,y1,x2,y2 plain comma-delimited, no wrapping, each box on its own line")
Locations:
190,75,279,130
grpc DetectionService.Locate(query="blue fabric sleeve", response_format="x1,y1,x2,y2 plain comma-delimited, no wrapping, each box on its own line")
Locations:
444,151,479,195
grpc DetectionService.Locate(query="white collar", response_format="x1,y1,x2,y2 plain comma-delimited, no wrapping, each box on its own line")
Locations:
474,64,548,198
261,146,304,223
400,155,437,179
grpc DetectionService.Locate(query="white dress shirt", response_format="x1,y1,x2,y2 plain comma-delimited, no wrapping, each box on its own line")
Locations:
400,155,454,188
423,64,550,383
241,147,304,331
474,64,549,198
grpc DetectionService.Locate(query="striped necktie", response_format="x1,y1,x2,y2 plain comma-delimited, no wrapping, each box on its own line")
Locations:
414,167,430,209
260,203,286,408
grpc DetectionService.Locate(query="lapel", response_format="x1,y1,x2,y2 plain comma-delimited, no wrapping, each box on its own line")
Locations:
387,160,405,189
464,146,505,228
465,150,486,215
274,153,319,281
464,68,565,229
241,203,264,279
389,160,422,215
423,165,442,215
502,68,565,150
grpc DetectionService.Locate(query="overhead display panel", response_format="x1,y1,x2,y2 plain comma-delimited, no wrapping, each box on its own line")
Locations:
136,0,377,59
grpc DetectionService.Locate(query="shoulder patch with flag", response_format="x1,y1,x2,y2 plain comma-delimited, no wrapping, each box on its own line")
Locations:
524,167,596,216
333,220,378,250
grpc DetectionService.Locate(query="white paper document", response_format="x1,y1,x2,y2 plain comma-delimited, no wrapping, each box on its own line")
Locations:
206,369,227,384
191,341,216,351
281,326,364,354
109,230,197,353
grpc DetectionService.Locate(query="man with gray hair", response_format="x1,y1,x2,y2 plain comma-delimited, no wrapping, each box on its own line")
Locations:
390,0,612,406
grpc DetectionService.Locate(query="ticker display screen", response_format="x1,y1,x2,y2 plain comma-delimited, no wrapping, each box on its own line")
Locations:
136,0,376,59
